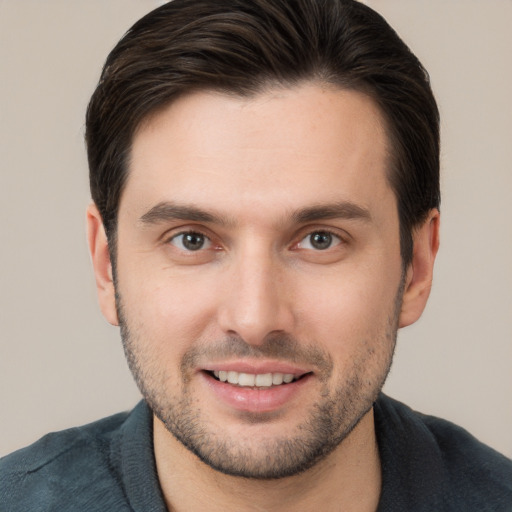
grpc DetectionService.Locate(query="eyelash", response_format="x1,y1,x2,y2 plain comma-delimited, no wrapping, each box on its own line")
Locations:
167,230,213,252
295,230,343,251
166,228,346,253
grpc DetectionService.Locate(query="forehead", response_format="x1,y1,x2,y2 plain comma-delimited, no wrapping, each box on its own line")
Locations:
122,84,393,224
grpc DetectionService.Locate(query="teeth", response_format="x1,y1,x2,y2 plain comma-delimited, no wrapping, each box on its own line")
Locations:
272,373,283,385
227,371,239,384
255,373,272,387
212,371,297,387
283,374,294,383
238,373,255,386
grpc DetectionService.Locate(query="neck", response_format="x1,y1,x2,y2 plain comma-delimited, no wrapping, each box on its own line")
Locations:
154,409,381,512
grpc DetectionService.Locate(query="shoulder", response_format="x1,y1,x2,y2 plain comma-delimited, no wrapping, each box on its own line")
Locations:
0,410,132,512
419,409,512,505
375,394,512,511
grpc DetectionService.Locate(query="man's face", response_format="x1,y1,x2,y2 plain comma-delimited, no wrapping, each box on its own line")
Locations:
113,84,405,478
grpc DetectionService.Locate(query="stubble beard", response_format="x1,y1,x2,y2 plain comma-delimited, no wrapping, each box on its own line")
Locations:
116,279,403,480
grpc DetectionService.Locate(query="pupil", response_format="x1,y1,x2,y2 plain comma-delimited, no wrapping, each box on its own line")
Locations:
183,233,204,250
311,232,331,250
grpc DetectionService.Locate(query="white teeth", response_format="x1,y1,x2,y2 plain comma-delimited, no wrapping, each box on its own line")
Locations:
255,373,273,387
238,373,256,386
212,371,296,387
227,371,239,384
272,373,284,385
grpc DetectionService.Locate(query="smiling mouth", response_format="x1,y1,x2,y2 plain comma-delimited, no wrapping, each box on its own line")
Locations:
208,370,309,388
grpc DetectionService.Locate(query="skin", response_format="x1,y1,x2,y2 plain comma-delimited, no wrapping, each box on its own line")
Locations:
88,83,439,511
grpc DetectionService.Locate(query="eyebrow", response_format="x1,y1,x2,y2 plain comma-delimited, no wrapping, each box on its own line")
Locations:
292,202,372,224
139,202,233,226
139,200,372,227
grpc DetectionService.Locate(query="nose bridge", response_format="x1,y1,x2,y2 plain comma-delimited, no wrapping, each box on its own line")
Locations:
218,241,292,345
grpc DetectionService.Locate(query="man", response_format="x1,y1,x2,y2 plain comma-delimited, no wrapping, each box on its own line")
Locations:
1,0,511,510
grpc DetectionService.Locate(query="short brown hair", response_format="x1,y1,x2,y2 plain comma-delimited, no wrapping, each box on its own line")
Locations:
86,0,440,265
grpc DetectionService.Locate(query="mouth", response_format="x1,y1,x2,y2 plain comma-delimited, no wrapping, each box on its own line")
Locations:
207,370,308,388
200,365,314,413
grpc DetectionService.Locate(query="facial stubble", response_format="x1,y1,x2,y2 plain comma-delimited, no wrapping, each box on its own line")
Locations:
116,277,404,480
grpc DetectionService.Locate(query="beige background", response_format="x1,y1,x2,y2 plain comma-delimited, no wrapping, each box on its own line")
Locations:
1,1,511,458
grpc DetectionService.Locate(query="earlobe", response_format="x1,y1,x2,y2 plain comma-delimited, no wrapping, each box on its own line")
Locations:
86,204,119,326
399,209,440,328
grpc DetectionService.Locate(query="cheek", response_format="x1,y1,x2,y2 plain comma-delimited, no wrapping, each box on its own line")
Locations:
295,269,400,394
117,263,222,355
294,260,401,346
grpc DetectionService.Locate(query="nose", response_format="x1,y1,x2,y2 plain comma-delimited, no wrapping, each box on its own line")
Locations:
217,245,295,346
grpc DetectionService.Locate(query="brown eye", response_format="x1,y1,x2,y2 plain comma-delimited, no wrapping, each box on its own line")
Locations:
170,231,211,251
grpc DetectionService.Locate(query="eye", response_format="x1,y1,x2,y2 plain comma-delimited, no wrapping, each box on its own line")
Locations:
169,231,211,251
297,231,342,251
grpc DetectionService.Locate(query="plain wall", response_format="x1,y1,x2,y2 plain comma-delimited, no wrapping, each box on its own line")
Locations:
1,1,511,458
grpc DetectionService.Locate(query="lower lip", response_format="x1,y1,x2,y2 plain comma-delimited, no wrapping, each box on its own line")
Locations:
201,372,312,413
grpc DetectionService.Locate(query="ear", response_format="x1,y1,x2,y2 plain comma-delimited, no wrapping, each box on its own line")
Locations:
86,203,119,326
399,209,440,328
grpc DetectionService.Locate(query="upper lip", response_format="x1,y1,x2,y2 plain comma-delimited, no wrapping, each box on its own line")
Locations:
200,360,311,377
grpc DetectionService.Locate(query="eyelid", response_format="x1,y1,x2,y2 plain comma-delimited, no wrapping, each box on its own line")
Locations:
162,225,218,250
292,226,350,249
161,224,210,242
298,231,341,250
160,224,350,253
168,231,212,251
